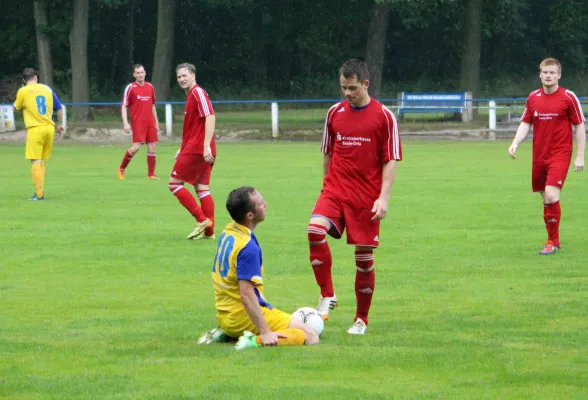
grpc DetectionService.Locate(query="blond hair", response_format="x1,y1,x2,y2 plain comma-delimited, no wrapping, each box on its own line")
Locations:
539,58,561,73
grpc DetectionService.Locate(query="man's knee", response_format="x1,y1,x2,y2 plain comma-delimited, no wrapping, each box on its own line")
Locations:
169,179,184,193
304,329,320,345
308,222,328,245
544,186,560,203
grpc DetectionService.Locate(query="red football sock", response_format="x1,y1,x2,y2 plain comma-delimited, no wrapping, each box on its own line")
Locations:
169,182,206,222
544,201,561,246
147,152,156,176
354,250,375,325
197,189,215,236
308,224,334,297
119,149,135,170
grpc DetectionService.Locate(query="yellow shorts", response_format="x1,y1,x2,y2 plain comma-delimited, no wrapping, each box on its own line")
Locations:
217,307,293,338
26,125,55,160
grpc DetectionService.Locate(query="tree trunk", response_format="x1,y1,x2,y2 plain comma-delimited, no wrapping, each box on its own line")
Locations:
365,2,390,99
152,0,177,101
459,0,483,97
33,1,54,88
69,0,90,121
127,0,135,66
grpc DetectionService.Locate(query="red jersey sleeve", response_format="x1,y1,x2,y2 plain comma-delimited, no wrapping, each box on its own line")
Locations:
321,103,340,154
191,87,214,118
122,84,133,106
521,90,539,124
564,90,585,125
381,105,402,161
150,83,156,105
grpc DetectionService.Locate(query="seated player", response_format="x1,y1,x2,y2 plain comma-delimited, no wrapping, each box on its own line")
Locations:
198,186,320,350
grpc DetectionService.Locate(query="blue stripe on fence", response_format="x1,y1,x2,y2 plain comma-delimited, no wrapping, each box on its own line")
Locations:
3,97,588,107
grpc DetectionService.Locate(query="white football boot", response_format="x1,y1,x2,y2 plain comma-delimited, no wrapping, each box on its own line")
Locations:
347,318,368,335
316,294,338,321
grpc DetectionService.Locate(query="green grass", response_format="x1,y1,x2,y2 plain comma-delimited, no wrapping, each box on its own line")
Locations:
1,141,588,399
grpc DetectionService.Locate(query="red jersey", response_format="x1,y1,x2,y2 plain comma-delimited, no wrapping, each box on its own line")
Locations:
122,82,156,127
180,84,215,156
321,98,402,207
521,87,584,161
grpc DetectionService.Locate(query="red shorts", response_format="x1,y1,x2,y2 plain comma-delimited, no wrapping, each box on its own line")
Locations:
171,154,213,185
311,193,380,247
532,159,570,192
132,126,158,143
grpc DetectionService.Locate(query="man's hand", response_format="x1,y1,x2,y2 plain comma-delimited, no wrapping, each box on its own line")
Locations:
259,331,286,346
56,124,64,135
508,143,518,159
203,145,215,164
371,197,389,221
574,155,584,172
123,122,131,134
174,149,180,160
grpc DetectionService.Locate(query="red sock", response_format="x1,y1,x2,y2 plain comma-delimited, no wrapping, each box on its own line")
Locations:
169,182,206,222
544,201,561,246
355,250,375,325
120,149,135,170
308,224,334,297
197,189,215,236
147,152,156,176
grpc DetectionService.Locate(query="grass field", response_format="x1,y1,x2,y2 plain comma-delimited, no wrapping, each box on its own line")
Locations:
1,141,588,399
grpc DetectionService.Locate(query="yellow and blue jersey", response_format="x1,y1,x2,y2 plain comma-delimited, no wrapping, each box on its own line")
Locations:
212,222,273,314
13,83,63,129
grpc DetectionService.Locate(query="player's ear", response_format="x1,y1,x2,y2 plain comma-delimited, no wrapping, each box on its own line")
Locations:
364,80,370,89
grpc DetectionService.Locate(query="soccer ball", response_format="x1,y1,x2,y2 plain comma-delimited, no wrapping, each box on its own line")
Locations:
292,307,325,336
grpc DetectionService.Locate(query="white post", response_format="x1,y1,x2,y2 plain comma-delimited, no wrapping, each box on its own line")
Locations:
271,102,279,138
165,103,172,137
489,100,496,140
62,105,67,133
0,107,6,133
489,101,496,130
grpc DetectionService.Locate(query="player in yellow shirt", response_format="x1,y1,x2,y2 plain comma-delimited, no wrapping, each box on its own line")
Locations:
199,186,320,350
13,68,64,200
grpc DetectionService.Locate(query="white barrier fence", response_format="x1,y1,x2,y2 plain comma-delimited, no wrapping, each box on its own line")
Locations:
1,99,528,138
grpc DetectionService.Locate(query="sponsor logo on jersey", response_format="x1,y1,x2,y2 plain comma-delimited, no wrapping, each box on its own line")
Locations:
137,94,152,101
535,111,559,120
337,133,372,147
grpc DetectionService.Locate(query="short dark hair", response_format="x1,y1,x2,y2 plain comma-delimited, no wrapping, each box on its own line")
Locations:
22,67,38,82
339,59,369,81
176,63,196,77
226,186,257,224
133,64,145,71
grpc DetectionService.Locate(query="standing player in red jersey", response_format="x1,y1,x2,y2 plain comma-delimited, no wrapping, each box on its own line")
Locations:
118,64,160,179
509,58,585,255
308,59,402,335
169,63,216,240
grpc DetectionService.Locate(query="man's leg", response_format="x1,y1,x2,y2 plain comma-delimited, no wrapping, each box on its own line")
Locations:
540,186,562,254
308,215,338,319
196,178,215,238
146,142,157,178
169,178,209,234
345,208,380,334
234,308,317,350
31,160,44,199
26,127,45,199
119,142,142,179
350,245,375,334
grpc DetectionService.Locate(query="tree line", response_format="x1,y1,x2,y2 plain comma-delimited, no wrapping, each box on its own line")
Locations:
1,0,587,121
